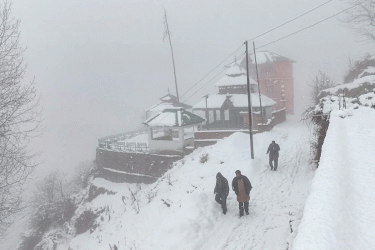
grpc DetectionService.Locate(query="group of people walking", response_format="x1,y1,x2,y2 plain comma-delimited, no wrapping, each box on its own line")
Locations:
214,170,252,217
214,141,280,216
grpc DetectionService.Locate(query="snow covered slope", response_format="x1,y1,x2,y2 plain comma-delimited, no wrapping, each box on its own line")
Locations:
55,116,314,250
293,107,375,250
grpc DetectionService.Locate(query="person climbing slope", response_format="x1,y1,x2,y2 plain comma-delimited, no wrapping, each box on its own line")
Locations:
267,140,280,171
232,170,252,217
214,172,229,214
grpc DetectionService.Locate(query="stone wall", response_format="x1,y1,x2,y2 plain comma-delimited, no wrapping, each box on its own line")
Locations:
96,148,182,184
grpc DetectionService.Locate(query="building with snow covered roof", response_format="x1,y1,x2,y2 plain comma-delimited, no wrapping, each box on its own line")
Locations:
193,63,276,130
236,50,295,114
143,108,205,155
145,92,192,119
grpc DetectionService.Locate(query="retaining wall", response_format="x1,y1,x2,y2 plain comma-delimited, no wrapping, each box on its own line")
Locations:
96,148,182,184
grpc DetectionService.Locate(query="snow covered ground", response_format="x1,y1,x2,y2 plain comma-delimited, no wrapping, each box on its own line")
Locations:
293,107,375,250
62,116,315,250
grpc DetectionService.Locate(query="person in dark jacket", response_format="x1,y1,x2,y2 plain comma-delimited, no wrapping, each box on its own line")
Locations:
232,170,252,217
266,140,280,171
214,172,229,214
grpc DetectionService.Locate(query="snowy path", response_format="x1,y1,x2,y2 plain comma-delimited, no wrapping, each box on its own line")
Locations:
293,107,375,250
193,118,314,250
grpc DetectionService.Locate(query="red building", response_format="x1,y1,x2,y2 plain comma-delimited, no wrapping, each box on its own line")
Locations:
239,51,295,114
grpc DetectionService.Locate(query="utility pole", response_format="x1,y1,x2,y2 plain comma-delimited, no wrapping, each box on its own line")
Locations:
163,10,180,103
253,42,264,125
245,41,254,159
203,94,209,130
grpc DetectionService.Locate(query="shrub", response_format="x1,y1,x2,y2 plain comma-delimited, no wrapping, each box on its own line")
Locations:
72,161,97,190
30,198,78,234
74,210,99,235
88,185,116,202
200,153,209,163
18,234,42,250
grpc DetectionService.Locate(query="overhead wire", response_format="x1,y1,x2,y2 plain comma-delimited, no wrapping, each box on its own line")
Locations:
162,0,365,104
255,0,367,49
179,0,338,101
249,0,334,41
179,43,244,99
182,52,246,103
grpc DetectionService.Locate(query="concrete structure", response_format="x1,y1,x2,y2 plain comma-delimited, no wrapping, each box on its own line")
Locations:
96,148,182,183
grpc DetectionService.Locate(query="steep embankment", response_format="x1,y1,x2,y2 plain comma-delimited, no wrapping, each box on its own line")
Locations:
51,116,314,250
293,107,375,250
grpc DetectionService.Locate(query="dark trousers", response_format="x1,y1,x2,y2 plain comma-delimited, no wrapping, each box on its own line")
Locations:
239,201,249,215
215,193,227,212
269,156,278,170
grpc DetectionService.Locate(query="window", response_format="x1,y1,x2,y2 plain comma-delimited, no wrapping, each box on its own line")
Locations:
224,110,230,121
209,110,214,123
216,110,221,121
152,128,173,140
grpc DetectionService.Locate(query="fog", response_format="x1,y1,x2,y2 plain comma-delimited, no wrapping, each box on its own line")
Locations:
12,0,373,176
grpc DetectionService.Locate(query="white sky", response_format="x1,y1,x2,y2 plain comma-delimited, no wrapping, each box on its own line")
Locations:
11,0,374,175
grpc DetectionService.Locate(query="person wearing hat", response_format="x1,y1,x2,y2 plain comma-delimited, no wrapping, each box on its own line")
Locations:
232,170,252,217
267,140,280,171
214,172,229,214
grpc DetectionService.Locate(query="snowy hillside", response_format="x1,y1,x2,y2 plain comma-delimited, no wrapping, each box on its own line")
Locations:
316,62,375,114
40,116,314,250
294,107,375,249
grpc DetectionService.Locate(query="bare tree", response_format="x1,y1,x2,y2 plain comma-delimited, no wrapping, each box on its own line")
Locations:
308,71,336,104
0,0,41,232
343,0,375,42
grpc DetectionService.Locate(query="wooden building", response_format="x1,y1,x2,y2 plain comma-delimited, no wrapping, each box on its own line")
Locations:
192,63,276,130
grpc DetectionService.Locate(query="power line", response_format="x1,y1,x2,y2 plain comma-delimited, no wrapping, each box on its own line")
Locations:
181,0,339,101
256,0,366,49
249,0,334,41
181,52,246,103
179,43,244,99
182,67,227,103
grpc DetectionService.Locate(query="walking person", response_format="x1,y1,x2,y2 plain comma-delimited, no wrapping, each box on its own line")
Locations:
267,140,280,171
232,170,252,217
214,172,229,214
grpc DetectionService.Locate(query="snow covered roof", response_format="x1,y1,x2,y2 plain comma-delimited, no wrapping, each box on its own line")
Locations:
193,95,228,109
225,63,246,76
231,94,276,108
193,94,276,109
146,103,174,113
213,63,257,87
236,50,295,65
146,102,192,113
214,74,258,87
160,93,177,102
143,108,205,127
